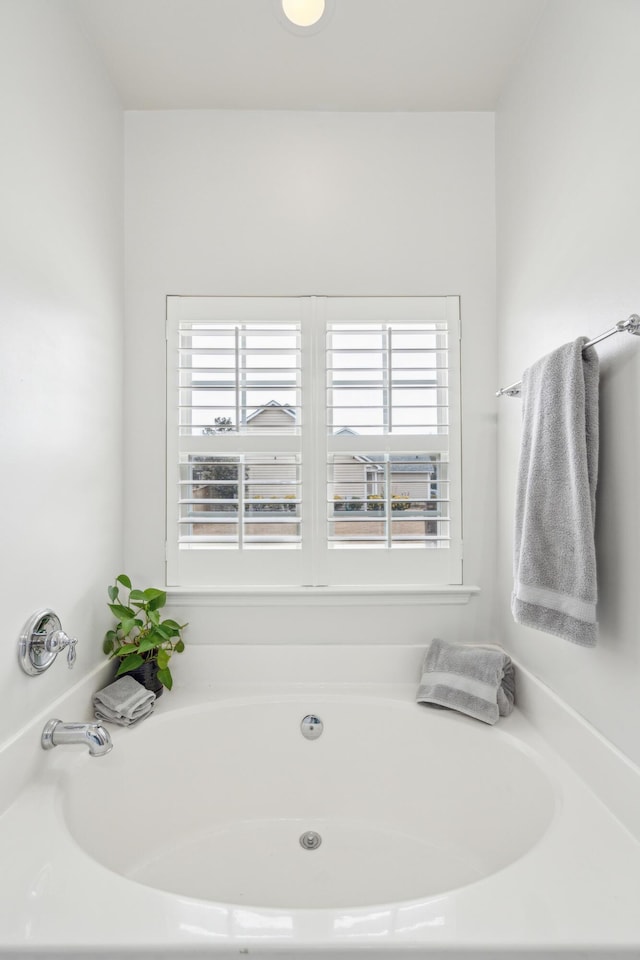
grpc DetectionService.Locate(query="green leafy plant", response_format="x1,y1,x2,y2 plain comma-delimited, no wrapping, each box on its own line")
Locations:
103,574,186,690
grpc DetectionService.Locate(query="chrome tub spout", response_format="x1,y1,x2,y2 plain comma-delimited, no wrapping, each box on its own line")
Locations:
41,719,113,757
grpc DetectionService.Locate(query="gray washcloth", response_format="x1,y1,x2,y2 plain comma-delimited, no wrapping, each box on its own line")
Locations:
93,676,156,726
94,702,155,727
512,337,599,646
416,638,515,725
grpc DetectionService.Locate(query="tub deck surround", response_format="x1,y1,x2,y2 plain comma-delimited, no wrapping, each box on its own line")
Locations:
0,648,639,958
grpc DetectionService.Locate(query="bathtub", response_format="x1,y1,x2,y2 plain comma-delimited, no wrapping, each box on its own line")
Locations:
1,645,640,959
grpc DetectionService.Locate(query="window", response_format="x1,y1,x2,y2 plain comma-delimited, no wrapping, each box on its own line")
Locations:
166,296,462,587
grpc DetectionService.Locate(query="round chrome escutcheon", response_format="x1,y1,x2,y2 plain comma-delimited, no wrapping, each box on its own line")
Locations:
299,831,322,850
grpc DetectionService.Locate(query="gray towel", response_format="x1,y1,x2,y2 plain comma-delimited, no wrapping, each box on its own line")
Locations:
512,337,599,646
93,676,156,726
416,638,515,725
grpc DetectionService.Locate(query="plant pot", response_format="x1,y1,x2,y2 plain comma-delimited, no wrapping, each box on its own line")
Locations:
126,659,163,698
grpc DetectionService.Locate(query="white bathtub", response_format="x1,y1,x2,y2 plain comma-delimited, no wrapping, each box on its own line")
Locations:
1,645,640,959
62,696,555,909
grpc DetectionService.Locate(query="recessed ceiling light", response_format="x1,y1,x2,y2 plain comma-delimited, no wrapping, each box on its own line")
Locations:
282,0,325,27
275,0,334,35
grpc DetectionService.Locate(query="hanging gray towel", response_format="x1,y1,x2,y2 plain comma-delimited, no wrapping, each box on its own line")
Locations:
416,639,515,725
512,337,599,645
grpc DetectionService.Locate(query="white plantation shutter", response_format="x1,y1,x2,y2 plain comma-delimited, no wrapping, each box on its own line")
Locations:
321,297,461,586
167,297,312,586
167,296,462,587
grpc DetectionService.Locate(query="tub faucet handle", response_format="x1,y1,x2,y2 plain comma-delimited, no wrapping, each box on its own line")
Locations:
66,635,77,668
44,629,77,668
18,610,79,676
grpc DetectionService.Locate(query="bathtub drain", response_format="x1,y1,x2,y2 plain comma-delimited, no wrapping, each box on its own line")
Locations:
299,830,322,850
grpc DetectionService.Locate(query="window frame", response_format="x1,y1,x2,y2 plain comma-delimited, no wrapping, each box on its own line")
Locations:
166,295,462,589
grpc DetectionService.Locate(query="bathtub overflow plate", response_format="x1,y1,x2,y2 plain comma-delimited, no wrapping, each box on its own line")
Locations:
301,715,323,739
300,831,322,850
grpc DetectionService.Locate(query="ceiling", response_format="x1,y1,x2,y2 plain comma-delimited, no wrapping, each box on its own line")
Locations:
73,0,548,112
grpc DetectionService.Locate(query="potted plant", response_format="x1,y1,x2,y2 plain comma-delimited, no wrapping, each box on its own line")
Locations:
103,574,186,696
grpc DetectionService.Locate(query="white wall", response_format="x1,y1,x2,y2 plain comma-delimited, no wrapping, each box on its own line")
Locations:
0,0,124,743
496,0,640,763
125,110,497,644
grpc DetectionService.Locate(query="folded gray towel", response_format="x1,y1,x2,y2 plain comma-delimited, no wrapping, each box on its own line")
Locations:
512,337,599,645
93,676,156,726
94,702,155,727
416,638,515,725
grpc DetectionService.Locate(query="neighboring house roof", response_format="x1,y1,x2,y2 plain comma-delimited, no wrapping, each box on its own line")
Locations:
245,400,296,423
332,429,383,468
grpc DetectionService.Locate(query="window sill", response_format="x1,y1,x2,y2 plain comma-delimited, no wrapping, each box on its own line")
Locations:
165,585,480,607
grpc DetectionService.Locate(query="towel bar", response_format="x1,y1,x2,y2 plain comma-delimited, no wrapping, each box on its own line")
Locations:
497,314,640,397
